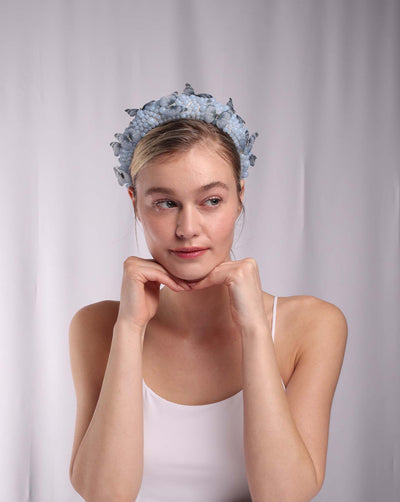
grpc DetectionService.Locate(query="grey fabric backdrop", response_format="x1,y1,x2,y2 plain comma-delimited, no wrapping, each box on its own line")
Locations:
1,0,399,500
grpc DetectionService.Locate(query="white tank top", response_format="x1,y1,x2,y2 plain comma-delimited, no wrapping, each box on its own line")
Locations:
136,295,285,501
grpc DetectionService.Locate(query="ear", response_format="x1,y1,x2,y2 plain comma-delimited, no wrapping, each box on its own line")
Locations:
127,187,141,222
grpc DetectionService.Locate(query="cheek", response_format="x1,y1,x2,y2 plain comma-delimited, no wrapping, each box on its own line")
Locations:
211,210,237,242
141,216,169,243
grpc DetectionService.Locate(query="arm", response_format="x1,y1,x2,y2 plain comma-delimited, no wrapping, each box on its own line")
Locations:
241,297,348,502
69,312,146,502
69,258,187,501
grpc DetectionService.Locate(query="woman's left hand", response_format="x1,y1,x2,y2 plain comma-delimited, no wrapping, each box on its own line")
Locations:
186,258,269,333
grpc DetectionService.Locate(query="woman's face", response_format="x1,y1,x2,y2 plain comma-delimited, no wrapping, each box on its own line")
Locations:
129,142,244,282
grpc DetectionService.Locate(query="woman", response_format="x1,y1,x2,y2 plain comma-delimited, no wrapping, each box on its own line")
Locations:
69,84,348,502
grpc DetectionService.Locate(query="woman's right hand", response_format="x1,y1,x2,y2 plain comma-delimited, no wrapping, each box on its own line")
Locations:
115,256,190,330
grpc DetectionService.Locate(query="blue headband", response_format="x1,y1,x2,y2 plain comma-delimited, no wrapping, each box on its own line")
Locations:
110,83,258,188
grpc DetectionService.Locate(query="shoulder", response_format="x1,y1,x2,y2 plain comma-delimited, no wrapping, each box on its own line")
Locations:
68,300,120,404
263,293,347,369
262,291,347,332
283,294,348,369
268,293,347,332
70,300,120,328
69,300,120,349
294,295,348,340
280,294,347,323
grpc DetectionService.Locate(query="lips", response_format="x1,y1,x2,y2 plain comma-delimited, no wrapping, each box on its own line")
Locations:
171,247,208,252
170,247,209,259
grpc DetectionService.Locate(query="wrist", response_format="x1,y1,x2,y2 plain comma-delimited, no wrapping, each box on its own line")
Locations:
113,319,147,343
240,320,270,339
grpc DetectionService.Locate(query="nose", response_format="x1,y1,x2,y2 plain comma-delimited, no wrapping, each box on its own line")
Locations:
175,204,201,239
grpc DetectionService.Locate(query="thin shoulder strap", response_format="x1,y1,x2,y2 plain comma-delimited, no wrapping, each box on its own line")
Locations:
271,296,278,342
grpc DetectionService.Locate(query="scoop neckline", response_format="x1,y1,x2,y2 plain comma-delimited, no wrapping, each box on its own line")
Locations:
142,378,243,408
142,295,284,407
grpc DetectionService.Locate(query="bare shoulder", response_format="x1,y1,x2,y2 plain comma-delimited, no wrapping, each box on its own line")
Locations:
70,299,120,327
68,300,120,387
275,294,347,325
69,300,120,344
294,294,347,344
282,295,348,371
279,293,346,337
262,293,347,382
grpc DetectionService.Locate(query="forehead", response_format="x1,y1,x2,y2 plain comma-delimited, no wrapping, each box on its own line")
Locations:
136,143,236,190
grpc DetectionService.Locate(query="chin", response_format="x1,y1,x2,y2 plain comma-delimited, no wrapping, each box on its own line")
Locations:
168,266,209,282
150,248,229,282
159,257,213,282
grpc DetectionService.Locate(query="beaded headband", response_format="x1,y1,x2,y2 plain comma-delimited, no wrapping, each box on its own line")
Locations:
110,83,258,188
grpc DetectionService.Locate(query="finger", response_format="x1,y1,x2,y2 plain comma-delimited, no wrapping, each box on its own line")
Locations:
187,269,228,290
142,260,192,290
174,279,192,290
139,267,187,292
157,275,188,292
124,257,188,292
162,277,190,292
146,262,192,291
151,269,191,291
187,279,214,289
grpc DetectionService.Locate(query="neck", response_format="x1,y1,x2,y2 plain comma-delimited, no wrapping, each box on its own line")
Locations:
157,282,238,343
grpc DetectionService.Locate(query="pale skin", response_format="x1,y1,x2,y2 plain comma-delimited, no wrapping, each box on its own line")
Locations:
69,141,348,501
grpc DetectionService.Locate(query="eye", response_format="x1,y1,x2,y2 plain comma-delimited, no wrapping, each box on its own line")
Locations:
204,197,222,207
154,200,177,209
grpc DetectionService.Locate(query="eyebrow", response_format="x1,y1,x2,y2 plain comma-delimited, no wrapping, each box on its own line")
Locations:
144,181,230,197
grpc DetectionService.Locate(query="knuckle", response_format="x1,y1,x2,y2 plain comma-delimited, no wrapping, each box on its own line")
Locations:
244,257,257,271
124,256,138,266
123,256,140,274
